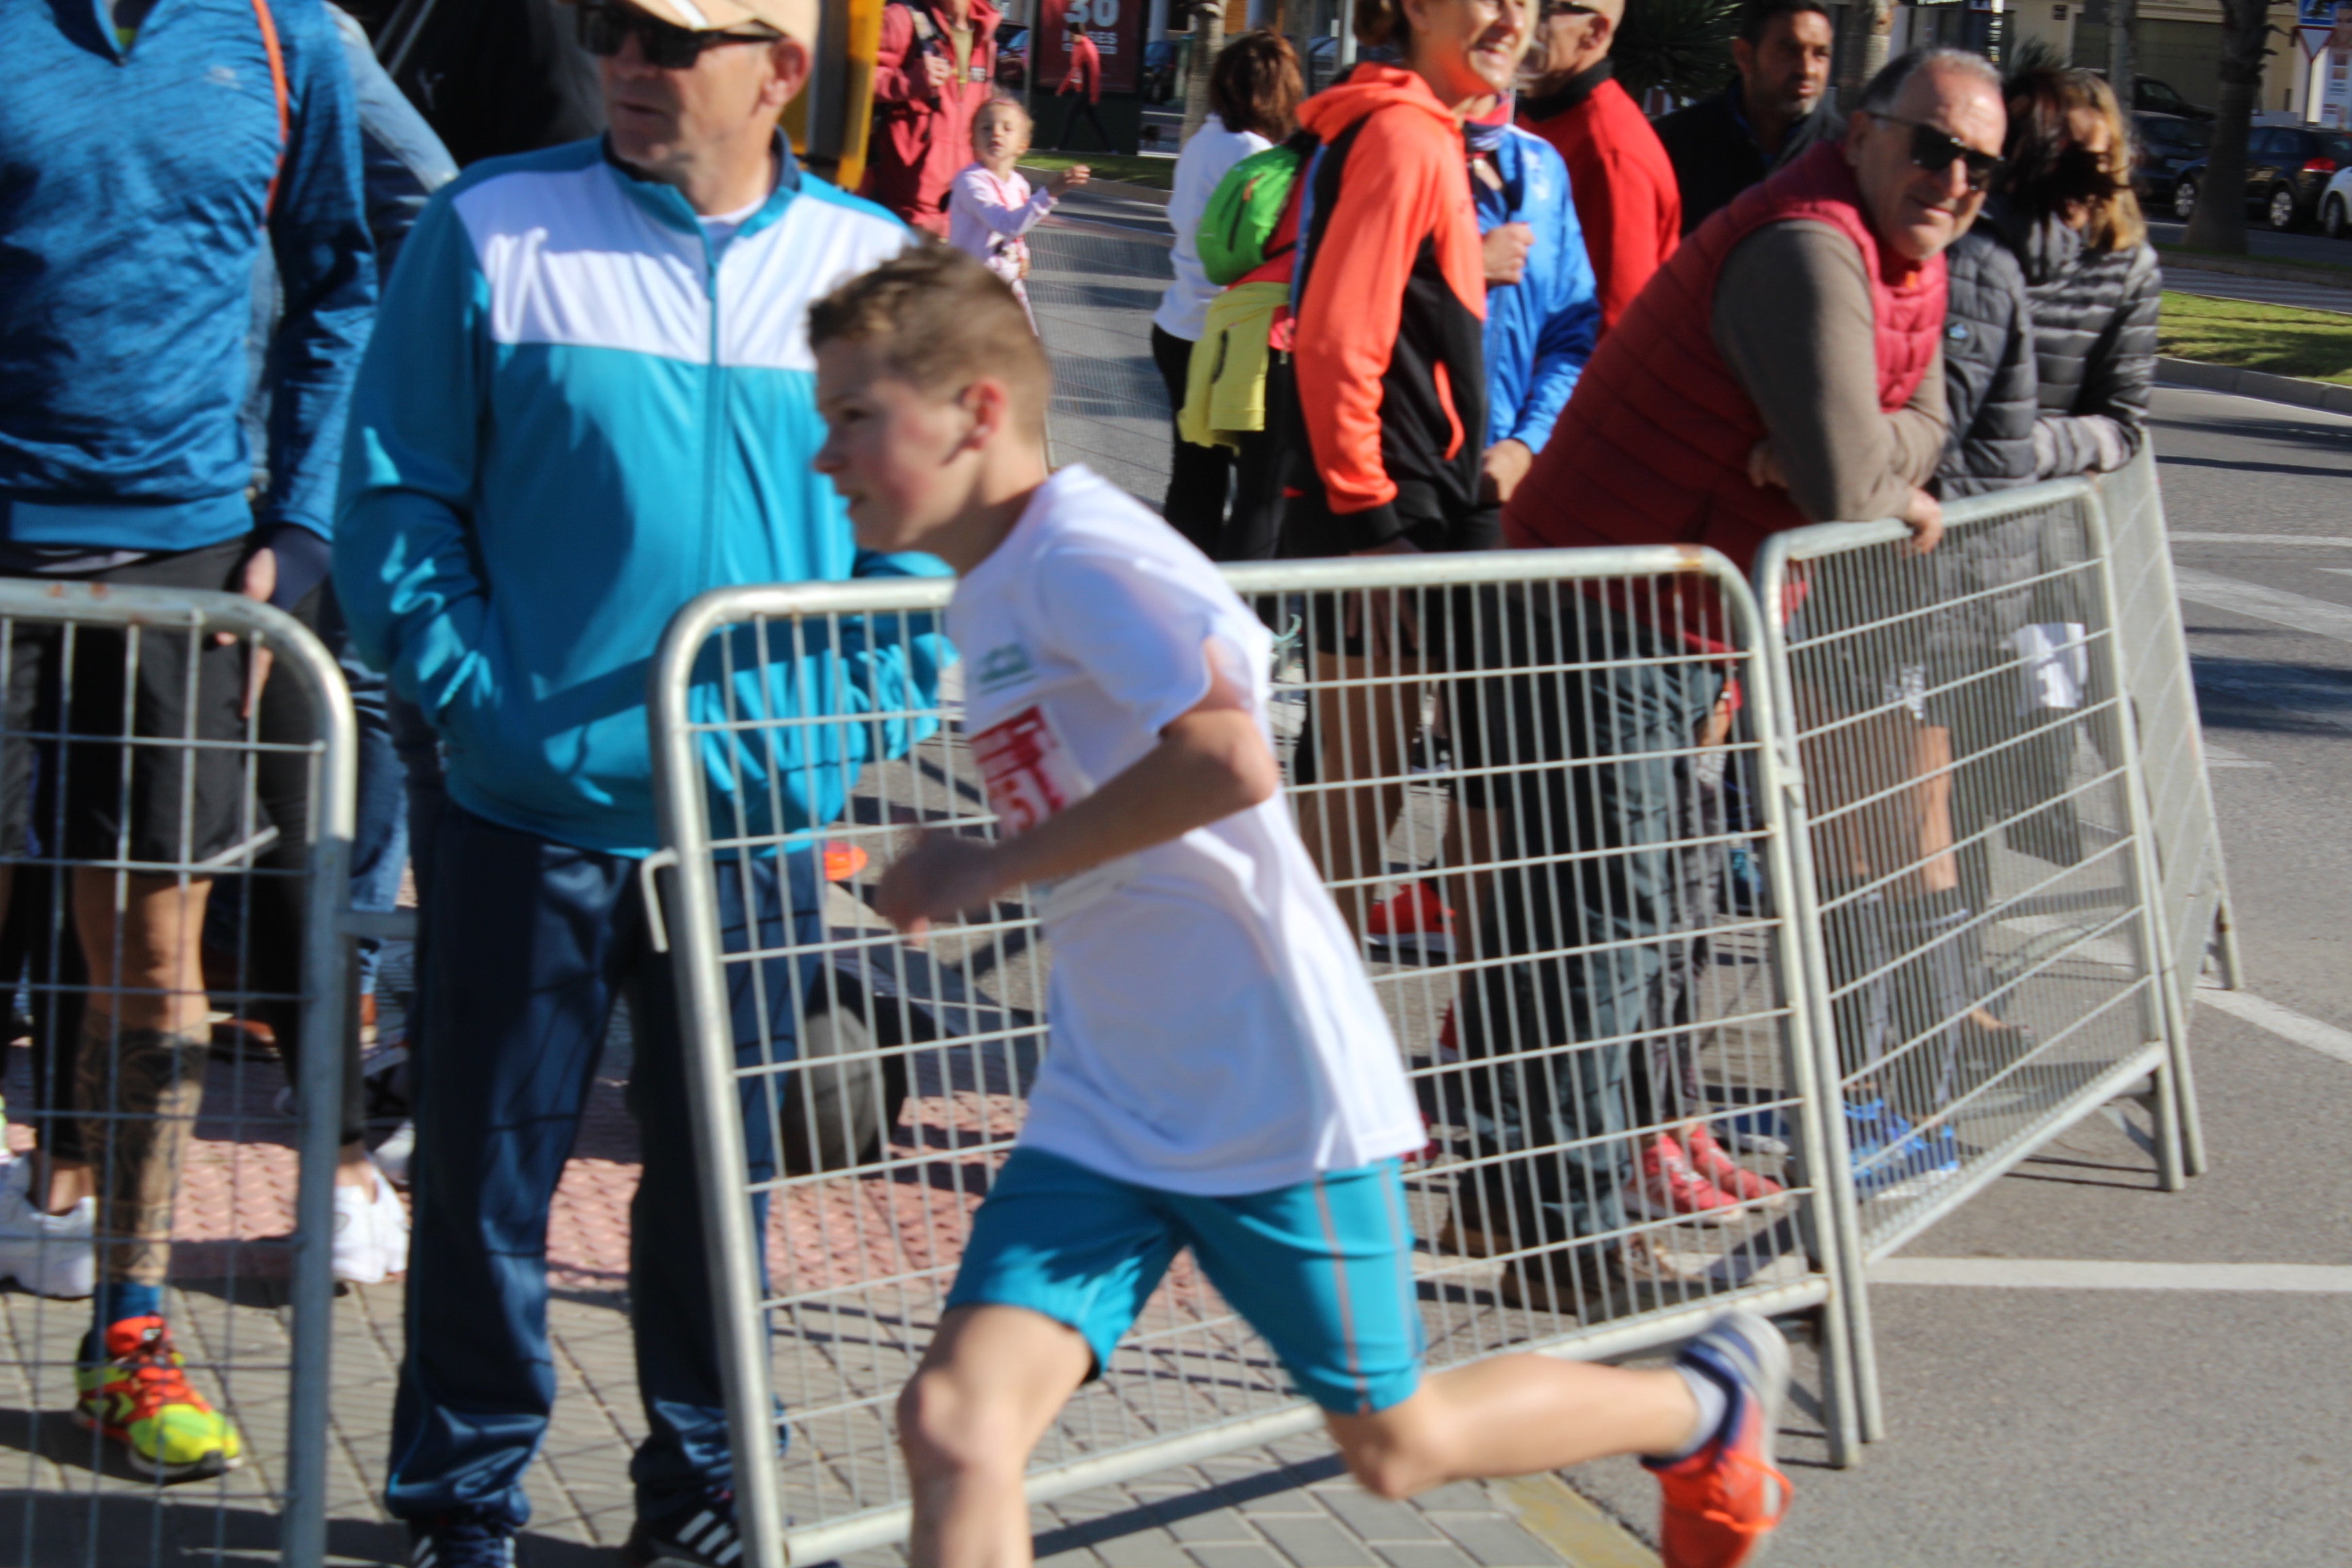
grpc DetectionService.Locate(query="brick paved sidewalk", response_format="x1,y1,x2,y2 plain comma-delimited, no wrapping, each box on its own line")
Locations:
0,1037,1663,1568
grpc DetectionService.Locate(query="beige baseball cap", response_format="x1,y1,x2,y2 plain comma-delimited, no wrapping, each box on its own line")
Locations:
616,0,819,44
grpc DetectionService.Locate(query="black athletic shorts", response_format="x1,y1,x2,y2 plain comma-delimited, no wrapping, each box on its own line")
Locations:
1,540,252,870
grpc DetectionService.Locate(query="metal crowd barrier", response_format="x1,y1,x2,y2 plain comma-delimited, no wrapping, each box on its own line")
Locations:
0,581,354,1567
2095,448,2230,1174
647,548,1853,1568
1752,475,2204,1443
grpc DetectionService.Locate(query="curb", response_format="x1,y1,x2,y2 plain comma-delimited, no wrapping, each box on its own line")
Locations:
2158,355,2352,415
1496,1475,1663,1568
2155,247,2352,289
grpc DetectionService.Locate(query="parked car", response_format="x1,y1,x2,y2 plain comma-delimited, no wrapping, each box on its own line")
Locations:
2171,125,2352,230
2132,111,2210,207
2089,69,2214,121
994,22,1027,88
2132,74,2213,121
2323,164,2352,238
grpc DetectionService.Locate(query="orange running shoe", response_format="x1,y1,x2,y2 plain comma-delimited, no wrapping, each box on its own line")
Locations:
1648,1311,1792,1568
1365,881,1454,951
75,1314,244,1481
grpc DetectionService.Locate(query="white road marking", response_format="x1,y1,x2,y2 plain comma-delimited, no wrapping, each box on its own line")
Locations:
2173,567,2352,645
1869,1258,2352,1292
2197,984,2352,1066
2200,739,2271,768
2169,533,2352,546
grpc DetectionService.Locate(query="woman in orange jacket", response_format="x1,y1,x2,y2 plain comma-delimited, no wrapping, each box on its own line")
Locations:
1279,0,1531,934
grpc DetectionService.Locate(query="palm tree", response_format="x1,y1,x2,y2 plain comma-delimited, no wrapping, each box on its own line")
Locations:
1181,0,1226,144
1610,0,1740,104
2182,0,2274,252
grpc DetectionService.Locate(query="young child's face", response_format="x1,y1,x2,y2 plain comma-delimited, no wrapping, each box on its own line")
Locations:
814,340,975,554
975,105,1029,165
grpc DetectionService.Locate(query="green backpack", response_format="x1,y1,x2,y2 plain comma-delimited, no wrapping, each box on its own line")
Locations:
1196,133,1316,287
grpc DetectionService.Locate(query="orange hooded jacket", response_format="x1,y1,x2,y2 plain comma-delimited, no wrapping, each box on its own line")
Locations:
1279,65,1489,555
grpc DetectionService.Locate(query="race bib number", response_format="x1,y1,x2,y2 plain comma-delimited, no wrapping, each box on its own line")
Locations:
973,704,1080,833
970,704,1132,916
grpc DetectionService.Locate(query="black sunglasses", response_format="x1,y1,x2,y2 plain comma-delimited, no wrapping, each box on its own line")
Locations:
576,0,780,69
1539,1,1601,15
1870,113,2003,191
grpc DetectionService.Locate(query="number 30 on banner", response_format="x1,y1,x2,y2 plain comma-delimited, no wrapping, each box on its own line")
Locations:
1064,0,1120,25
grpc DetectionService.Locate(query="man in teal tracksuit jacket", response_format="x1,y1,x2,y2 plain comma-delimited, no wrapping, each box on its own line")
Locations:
333,3,941,1558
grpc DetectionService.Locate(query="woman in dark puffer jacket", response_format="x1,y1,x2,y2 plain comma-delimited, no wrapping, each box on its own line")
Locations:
1889,67,2159,1100
1987,66,2161,478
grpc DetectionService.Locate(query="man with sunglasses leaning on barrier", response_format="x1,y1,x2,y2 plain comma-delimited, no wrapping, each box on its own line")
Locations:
335,1,938,1562
1449,47,2002,1308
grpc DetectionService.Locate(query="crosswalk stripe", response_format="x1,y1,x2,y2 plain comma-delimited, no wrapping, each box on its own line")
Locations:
2174,566,2352,645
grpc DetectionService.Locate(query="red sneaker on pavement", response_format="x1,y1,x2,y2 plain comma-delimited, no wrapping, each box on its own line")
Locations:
1365,881,1454,951
1648,1311,1793,1568
1682,1121,1788,1209
1627,1134,1742,1225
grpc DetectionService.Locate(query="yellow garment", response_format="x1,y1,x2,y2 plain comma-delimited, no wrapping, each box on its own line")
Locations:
1178,282,1287,451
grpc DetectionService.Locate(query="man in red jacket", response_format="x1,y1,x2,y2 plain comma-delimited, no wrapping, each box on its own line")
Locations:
1450,48,2004,1307
1055,23,1111,149
1516,0,1680,327
866,0,1001,233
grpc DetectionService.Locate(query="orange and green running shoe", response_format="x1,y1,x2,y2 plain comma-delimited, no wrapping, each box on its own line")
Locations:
74,1314,244,1480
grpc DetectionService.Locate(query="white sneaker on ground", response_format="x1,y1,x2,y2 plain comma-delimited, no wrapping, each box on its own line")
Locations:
372,1121,414,1188
331,1164,411,1286
0,1157,96,1299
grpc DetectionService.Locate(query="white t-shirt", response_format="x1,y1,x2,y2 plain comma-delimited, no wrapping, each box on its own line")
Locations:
697,191,769,252
950,466,1424,1194
1152,118,1274,342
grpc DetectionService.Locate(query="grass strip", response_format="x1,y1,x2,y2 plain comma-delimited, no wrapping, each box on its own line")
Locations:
2159,290,2352,385
1019,152,1175,191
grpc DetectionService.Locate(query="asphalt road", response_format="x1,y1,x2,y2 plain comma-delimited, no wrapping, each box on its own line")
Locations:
1563,385,2352,1566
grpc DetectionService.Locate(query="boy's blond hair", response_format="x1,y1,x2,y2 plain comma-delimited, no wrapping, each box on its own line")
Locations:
808,245,1051,438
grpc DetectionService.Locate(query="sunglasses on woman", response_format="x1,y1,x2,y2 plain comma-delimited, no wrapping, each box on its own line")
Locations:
1869,112,2004,192
576,0,781,69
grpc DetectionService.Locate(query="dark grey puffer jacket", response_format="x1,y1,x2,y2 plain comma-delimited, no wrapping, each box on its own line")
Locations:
1982,195,2163,478
1922,229,2043,670
1936,229,2039,498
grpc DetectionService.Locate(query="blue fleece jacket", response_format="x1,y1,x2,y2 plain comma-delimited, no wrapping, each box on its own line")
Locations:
0,0,374,552
1474,126,1601,453
336,137,950,856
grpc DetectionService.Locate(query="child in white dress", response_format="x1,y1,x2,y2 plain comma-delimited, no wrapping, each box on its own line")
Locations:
947,96,1088,320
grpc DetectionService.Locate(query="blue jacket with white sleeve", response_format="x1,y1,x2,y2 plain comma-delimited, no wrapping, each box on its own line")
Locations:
334,137,950,857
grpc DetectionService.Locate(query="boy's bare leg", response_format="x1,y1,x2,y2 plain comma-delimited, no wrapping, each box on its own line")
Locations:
900,1304,1094,1568
1323,1354,1700,1501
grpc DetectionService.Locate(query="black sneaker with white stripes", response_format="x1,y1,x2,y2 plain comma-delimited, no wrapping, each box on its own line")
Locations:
409,1516,516,1568
625,1490,744,1567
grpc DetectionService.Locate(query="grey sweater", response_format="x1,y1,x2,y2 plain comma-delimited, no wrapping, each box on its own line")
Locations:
1712,220,1948,524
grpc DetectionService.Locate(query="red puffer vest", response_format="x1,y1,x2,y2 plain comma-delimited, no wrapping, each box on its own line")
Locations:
1503,142,1946,583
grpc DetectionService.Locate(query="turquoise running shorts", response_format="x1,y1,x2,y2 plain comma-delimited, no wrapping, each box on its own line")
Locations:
944,1147,1426,1415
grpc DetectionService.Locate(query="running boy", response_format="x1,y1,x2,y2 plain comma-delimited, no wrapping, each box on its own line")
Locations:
807,247,1793,1568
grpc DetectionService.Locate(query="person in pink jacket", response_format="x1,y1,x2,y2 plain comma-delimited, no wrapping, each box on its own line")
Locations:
948,97,1090,321
866,0,1003,233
